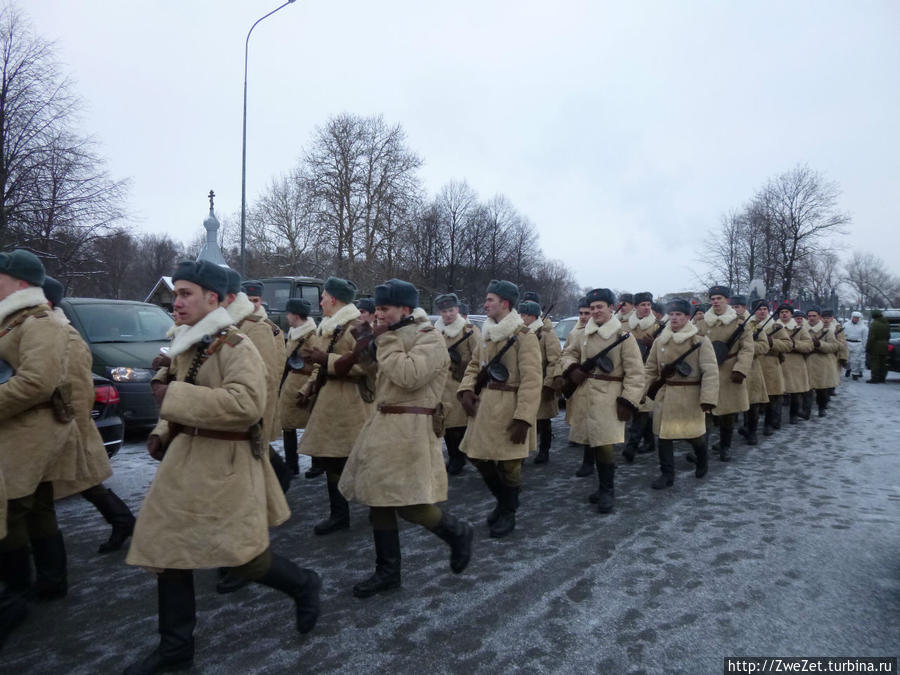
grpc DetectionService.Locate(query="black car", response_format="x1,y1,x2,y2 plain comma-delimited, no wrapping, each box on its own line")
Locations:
886,310,900,373
92,375,125,458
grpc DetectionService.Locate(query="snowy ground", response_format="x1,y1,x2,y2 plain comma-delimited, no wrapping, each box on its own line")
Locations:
5,372,900,674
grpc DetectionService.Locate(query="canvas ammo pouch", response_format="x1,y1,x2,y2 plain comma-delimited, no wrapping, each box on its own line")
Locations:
50,383,75,423
431,402,446,438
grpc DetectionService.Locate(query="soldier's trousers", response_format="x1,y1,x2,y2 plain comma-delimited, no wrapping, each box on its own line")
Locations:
469,458,522,489
869,353,887,382
592,444,615,466
764,395,782,429
444,426,467,463
847,342,864,376
317,457,348,485
369,505,442,531
0,482,59,551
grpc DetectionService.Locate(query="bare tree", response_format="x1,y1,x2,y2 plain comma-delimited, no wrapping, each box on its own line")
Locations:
843,251,899,309
433,179,477,291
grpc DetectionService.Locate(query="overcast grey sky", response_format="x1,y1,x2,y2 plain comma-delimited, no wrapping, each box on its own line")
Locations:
25,0,900,295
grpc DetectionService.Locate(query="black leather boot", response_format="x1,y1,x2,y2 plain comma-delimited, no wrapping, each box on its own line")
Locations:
693,435,709,478
256,554,321,633
30,531,67,600
477,464,503,526
0,588,29,650
489,484,519,538
314,479,350,535
816,389,829,417
622,419,640,463
305,457,324,479
268,446,293,494
81,485,136,553
123,570,195,675
215,566,249,594
745,405,759,445
789,393,800,424
637,414,656,454
575,446,595,477
651,441,674,489
444,427,467,475
595,463,615,513
799,391,812,420
283,430,300,476
430,512,474,573
0,548,33,593
353,530,401,598
714,426,732,462
533,419,551,464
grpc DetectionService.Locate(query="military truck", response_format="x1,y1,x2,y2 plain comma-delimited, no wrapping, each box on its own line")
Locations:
258,276,324,332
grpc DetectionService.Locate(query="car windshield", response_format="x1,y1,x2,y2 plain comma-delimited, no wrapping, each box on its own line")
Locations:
554,318,577,341
75,304,173,343
261,280,291,311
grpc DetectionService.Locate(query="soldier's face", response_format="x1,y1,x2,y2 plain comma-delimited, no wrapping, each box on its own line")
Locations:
710,295,728,313
522,314,538,326
578,308,590,324
779,309,792,322
822,316,833,326
732,304,746,314
807,311,820,325
635,301,652,318
851,316,860,324
286,312,304,328
484,293,509,320
754,306,768,321
0,273,29,302
375,305,408,327
320,291,337,317
359,310,373,323
173,280,218,326
440,306,459,324
248,295,262,311
590,301,612,324
619,302,633,314
669,311,688,331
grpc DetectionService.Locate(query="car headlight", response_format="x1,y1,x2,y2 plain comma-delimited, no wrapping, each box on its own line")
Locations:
109,367,153,383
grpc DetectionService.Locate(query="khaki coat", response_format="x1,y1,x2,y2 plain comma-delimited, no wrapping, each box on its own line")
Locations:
777,319,813,393
742,314,771,406
535,320,562,420
0,290,80,499
458,311,542,460
833,323,849,381
278,322,316,430
759,322,792,397
807,322,839,390
643,324,719,440
628,312,664,413
237,306,285,444
339,320,449,506
128,316,289,570
53,322,113,499
0,468,6,540
436,317,481,429
695,308,754,416
563,323,587,425
558,316,645,447
298,304,375,458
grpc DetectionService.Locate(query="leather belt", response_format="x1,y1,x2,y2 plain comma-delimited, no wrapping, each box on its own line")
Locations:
486,382,519,392
664,380,700,386
291,366,315,376
377,405,436,415
171,424,251,441
588,374,623,382
722,352,738,362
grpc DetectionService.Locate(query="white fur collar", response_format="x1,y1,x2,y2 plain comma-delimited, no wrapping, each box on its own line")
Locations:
585,315,621,340
808,321,825,334
50,306,70,326
777,318,798,331
0,286,48,324
435,314,467,338
527,318,542,334
168,307,234,358
226,292,255,324
628,312,657,331
483,309,524,343
253,304,269,320
288,320,315,342
317,302,360,337
413,307,429,324
704,305,738,327
658,321,698,345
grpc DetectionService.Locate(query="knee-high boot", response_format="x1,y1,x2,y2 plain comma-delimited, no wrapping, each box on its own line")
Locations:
353,529,401,598
255,554,321,633
283,430,299,475
314,479,350,535
575,445,595,477
534,419,552,464
81,485,136,553
595,463,615,513
430,512,474,573
30,531,67,600
651,440,674,489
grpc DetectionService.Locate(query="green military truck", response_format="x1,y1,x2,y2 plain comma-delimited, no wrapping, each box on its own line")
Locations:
259,276,324,332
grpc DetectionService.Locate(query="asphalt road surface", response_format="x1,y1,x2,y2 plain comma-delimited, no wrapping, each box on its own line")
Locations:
5,374,899,674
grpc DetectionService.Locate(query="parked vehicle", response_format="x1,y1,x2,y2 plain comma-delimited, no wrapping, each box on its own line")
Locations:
258,276,324,332
554,316,579,349
92,375,125,458
60,298,173,428
886,310,900,373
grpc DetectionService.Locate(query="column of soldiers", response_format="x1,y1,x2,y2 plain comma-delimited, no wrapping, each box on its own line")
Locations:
1,249,887,668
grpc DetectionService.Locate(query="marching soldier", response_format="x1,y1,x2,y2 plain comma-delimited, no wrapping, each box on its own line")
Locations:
0,251,80,603
297,277,375,535
775,304,814,423
567,297,596,478
338,279,474,598
616,293,634,322
433,293,481,476
642,299,718,489
44,277,136,554
279,298,316,476
651,301,667,323
732,295,769,446
754,300,792,435
805,307,839,416
694,286,754,461
823,310,848,389
555,288,644,512
519,299,561,464
457,280,541,537
356,297,375,324
623,291,663,461
127,261,320,674
843,311,867,380
866,310,890,383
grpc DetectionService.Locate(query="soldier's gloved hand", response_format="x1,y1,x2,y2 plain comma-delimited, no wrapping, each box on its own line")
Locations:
507,418,530,444
301,346,329,366
296,391,311,408
372,319,390,337
730,371,746,384
333,352,357,378
568,367,588,386
701,403,715,413
839,359,848,368
459,390,479,417
147,435,165,461
151,381,167,406
151,354,171,370
542,385,556,398
551,376,567,392
615,397,637,422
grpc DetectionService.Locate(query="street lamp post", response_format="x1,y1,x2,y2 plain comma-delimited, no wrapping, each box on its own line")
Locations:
240,0,297,276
